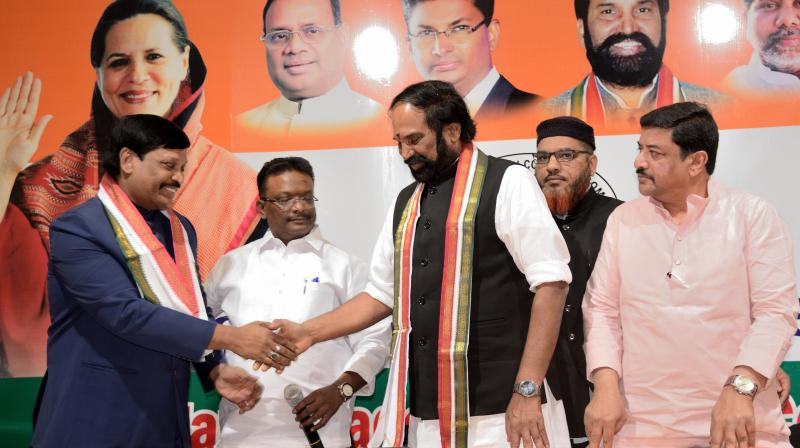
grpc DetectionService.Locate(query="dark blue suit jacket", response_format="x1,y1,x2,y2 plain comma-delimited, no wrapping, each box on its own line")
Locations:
32,197,221,448
475,75,540,121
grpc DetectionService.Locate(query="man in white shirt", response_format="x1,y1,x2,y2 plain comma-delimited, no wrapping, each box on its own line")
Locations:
723,0,800,98
234,0,381,140
205,157,390,448
402,0,539,120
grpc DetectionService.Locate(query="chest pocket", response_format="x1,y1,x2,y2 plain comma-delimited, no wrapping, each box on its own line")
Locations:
278,281,337,322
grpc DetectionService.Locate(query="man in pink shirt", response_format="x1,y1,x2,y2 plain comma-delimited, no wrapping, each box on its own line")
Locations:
582,102,798,448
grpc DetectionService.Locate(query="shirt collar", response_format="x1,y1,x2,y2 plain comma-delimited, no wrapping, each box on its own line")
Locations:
273,79,350,119
648,179,713,226
595,74,658,110
258,225,325,252
464,67,500,116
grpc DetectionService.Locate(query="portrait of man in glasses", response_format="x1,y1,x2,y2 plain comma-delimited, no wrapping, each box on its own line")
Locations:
403,0,539,120
234,0,381,140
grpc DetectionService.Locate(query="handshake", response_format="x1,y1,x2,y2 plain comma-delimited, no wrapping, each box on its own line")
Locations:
212,320,311,372
208,319,313,414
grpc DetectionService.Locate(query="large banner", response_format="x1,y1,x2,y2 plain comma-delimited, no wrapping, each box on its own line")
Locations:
2,0,799,446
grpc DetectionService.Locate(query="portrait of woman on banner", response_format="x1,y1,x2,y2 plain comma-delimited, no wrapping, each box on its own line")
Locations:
0,0,262,378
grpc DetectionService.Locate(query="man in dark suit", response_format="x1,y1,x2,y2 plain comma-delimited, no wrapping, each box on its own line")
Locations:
32,115,298,447
401,0,539,120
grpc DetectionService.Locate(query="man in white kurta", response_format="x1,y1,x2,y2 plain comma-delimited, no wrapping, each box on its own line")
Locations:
723,0,800,98
205,157,389,447
233,0,381,142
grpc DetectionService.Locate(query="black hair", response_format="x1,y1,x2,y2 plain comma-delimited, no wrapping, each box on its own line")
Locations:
103,114,190,179
390,80,477,143
257,157,316,197
90,0,189,69
574,0,669,21
640,102,719,175
262,0,342,34
401,0,493,23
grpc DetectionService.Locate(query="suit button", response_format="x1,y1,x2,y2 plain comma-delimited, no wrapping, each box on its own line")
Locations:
420,258,429,267
562,224,571,231
423,219,432,230
429,186,437,195
418,296,426,305
564,304,572,312
568,333,576,341
418,337,428,347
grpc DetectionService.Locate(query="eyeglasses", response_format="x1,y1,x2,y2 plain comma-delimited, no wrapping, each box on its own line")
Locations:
533,149,593,165
408,20,488,47
260,25,339,48
260,195,318,210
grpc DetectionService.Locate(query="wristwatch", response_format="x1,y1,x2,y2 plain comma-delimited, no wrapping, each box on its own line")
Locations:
512,380,540,398
724,374,758,398
338,382,355,401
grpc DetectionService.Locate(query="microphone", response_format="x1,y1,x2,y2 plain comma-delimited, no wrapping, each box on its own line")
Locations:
284,384,325,448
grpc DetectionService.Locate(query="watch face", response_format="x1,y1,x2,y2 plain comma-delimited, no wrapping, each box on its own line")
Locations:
519,381,536,396
734,376,756,394
341,383,354,397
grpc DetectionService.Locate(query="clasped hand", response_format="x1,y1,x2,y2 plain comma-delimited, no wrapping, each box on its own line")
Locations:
231,321,299,373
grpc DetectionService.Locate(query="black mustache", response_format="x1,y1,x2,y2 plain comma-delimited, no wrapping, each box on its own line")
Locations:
636,168,653,179
598,32,657,52
161,182,181,189
405,155,430,166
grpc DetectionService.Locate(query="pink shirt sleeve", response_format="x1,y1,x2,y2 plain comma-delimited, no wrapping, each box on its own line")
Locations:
735,198,798,379
582,208,624,380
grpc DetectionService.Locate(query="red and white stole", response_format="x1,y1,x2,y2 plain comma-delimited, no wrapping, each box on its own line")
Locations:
569,65,683,126
379,144,488,448
97,175,206,320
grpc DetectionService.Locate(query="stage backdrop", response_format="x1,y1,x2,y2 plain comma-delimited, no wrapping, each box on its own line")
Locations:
1,1,799,446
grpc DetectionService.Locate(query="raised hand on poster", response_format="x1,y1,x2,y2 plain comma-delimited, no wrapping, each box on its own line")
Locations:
0,72,52,219
0,72,52,175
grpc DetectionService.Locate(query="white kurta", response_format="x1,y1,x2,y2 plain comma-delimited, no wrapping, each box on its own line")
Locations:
205,226,390,448
234,79,381,137
724,53,800,98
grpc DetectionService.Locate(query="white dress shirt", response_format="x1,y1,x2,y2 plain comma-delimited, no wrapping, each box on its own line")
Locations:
364,161,572,447
724,53,800,97
463,67,501,116
234,79,381,137
365,162,572,307
205,226,390,448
